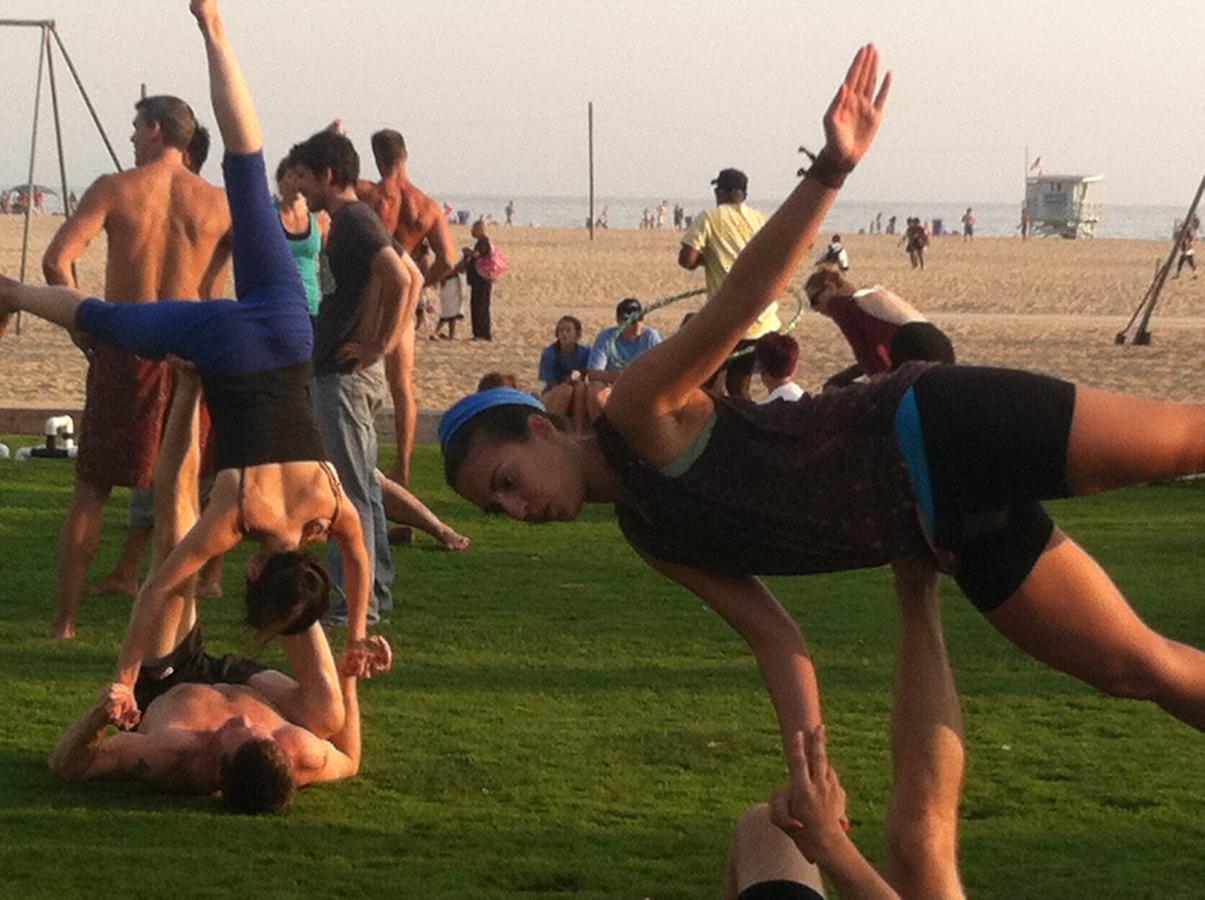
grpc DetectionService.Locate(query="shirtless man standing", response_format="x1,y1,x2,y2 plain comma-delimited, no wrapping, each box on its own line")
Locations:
41,94,231,639
356,128,455,486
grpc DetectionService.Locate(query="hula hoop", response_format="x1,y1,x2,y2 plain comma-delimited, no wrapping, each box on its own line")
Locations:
605,284,808,368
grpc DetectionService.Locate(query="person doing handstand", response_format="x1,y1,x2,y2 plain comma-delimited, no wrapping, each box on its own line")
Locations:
51,359,381,813
0,0,399,719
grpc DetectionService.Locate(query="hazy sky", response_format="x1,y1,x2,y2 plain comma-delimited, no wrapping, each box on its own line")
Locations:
1,1,1201,207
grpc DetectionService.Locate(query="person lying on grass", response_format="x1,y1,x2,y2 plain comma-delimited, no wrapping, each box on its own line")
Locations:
49,635,373,814
724,565,965,900
439,44,1205,810
0,0,401,708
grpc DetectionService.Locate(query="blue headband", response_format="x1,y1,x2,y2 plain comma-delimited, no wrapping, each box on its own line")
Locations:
438,388,546,450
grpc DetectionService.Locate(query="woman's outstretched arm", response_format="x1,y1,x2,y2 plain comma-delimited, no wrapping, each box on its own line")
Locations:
636,550,825,749
612,45,891,424
191,0,263,155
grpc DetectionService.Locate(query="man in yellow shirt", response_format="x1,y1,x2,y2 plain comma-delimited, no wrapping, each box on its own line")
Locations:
678,168,778,397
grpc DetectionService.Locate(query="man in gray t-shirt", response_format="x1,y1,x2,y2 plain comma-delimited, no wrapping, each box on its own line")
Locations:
287,130,420,623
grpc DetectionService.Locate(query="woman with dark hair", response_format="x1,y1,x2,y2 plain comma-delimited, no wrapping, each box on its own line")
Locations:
0,0,395,718
435,45,1205,801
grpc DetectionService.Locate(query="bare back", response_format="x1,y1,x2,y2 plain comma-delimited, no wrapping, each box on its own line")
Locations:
361,174,449,259
100,161,231,300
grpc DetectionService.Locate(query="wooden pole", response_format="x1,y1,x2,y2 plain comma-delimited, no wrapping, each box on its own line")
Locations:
49,26,124,172
16,25,49,335
1131,173,1205,344
588,101,595,241
46,27,79,288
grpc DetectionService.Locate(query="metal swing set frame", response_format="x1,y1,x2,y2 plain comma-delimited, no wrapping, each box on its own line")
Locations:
2,19,123,334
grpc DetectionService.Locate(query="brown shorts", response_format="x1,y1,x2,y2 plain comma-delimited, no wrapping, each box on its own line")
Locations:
75,344,172,489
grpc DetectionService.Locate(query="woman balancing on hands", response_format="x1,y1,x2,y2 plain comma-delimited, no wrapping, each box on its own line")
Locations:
438,43,1205,776
0,0,398,722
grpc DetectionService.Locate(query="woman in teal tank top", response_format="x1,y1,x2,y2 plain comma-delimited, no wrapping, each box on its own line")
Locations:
276,158,326,316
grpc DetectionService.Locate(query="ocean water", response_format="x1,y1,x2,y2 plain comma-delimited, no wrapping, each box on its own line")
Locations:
441,195,1188,242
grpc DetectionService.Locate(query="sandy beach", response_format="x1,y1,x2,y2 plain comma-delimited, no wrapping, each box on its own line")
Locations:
2,214,1202,419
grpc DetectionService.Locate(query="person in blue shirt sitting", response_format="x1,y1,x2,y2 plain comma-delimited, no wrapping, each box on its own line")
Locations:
538,315,592,433
585,298,662,419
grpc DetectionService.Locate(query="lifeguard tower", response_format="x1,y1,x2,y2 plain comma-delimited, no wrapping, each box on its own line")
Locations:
1024,174,1104,238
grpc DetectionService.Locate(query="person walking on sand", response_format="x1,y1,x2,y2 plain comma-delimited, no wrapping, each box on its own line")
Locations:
961,207,974,240
903,217,927,269
505,199,515,226
1174,227,1196,278
38,91,231,640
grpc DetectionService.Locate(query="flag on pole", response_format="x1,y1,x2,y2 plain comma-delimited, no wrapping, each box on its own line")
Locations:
1029,157,1043,173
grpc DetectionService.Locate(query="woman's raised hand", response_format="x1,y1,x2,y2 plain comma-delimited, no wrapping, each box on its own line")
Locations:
822,44,892,172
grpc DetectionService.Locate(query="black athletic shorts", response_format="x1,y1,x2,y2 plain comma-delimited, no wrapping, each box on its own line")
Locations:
739,881,824,900
133,626,269,712
911,365,1076,611
891,321,955,366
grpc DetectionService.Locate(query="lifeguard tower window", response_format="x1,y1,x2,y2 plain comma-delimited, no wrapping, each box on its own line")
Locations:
1025,174,1104,239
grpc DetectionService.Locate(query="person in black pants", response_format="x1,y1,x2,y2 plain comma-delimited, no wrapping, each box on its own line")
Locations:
465,220,493,340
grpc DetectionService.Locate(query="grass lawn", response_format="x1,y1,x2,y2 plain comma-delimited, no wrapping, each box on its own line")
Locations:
0,441,1202,899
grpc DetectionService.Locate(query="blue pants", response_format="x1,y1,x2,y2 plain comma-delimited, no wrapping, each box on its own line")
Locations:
75,152,313,375
313,365,394,620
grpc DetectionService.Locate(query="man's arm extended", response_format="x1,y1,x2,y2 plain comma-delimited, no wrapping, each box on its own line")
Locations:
42,177,111,287
294,673,361,786
49,684,155,781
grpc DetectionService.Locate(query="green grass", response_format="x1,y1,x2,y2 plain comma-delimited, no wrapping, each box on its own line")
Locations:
0,441,1202,898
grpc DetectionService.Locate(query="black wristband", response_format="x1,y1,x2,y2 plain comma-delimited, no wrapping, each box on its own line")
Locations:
805,150,854,190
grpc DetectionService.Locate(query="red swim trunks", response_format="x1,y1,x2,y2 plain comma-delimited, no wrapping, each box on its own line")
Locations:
75,344,172,489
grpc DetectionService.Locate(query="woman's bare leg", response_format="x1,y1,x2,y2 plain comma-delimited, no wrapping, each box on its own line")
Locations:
191,0,262,155
0,275,87,330
376,470,470,550
884,561,965,899
986,528,1205,730
1066,386,1205,494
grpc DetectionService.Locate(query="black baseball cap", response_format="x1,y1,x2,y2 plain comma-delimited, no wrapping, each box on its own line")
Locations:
710,168,748,193
616,297,642,319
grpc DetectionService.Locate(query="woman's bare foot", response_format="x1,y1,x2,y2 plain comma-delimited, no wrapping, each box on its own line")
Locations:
51,619,76,640
436,527,471,551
